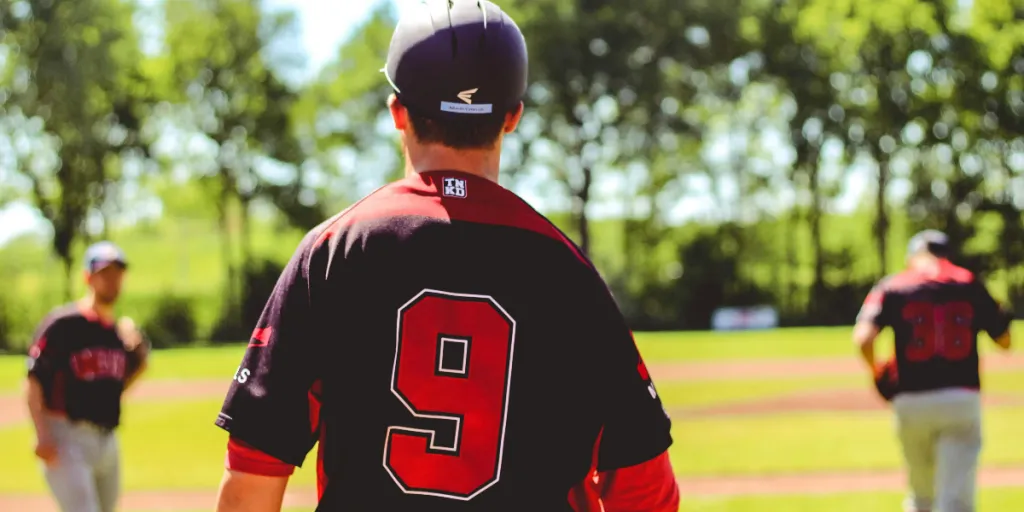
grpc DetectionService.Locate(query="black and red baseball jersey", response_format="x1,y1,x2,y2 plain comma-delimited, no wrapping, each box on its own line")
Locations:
857,260,1012,393
215,170,673,510
27,304,144,430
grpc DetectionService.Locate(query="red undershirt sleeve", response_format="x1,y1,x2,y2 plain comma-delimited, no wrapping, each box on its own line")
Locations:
225,437,296,477
599,451,679,512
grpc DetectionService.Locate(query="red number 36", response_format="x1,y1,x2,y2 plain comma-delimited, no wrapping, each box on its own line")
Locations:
384,290,516,501
902,301,975,362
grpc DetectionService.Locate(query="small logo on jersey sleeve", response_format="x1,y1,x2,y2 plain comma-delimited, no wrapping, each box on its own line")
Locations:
248,326,273,348
637,360,650,381
442,177,467,198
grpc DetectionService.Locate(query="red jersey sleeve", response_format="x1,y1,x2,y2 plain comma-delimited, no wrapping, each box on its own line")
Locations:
27,313,66,385
569,450,679,512
857,280,889,327
225,437,296,477
971,279,1012,340
214,228,328,467
600,451,679,512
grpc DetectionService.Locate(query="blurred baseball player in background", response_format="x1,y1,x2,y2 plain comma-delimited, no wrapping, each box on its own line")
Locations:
854,230,1013,512
212,1,679,511
25,241,150,512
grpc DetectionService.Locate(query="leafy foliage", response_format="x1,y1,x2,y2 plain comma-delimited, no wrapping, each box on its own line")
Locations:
1,0,1022,349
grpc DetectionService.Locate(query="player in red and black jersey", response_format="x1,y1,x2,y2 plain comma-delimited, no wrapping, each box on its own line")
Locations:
26,241,149,512
212,2,678,511
854,230,1012,512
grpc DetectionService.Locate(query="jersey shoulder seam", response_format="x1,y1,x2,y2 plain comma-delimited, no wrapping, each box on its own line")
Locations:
506,193,596,271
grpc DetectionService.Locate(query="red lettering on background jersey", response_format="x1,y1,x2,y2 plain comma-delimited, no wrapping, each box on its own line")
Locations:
902,301,975,362
384,290,515,501
29,337,46,359
70,348,126,381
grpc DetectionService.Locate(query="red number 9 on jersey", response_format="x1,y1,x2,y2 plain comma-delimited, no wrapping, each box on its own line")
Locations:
902,301,975,362
384,290,516,501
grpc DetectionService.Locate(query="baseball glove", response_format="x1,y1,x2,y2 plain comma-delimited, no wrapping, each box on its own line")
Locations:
118,317,150,378
873,359,899,402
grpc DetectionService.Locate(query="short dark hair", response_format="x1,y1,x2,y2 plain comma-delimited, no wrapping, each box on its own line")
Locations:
408,110,511,150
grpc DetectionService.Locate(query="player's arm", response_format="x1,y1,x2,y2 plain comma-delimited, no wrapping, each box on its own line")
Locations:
26,377,56,464
119,317,150,391
582,276,679,512
853,284,887,371
216,439,293,512
974,280,1013,351
25,316,64,465
214,231,327,512
995,331,1012,350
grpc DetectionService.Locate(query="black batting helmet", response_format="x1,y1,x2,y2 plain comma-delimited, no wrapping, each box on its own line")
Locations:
383,0,528,120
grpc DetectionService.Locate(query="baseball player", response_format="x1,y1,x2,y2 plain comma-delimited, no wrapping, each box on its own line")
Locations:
854,230,1013,512
212,2,679,511
25,241,150,512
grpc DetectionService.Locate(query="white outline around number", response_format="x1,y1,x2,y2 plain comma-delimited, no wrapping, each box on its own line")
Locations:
382,289,517,501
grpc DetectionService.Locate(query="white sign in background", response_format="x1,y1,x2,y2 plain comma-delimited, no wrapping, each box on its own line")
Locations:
711,306,780,331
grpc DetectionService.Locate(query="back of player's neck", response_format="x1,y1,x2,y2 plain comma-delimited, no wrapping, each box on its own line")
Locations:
909,257,943,276
79,296,115,323
405,145,500,183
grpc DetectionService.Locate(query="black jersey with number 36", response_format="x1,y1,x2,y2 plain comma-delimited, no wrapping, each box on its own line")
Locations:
215,170,673,511
857,260,1011,393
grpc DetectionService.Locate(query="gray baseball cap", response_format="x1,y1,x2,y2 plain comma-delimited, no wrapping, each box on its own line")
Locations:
84,241,128,273
907,230,951,259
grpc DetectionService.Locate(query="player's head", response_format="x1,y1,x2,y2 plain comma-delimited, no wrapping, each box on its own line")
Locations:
83,241,128,305
383,0,527,151
906,229,951,267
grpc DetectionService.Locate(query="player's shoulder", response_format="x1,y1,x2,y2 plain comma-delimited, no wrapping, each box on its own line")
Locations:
870,271,922,298
937,261,976,284
876,262,979,294
308,171,593,268
872,273,901,291
34,303,83,338
306,177,436,249
46,303,86,324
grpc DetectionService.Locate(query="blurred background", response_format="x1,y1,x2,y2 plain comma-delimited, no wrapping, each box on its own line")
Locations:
0,0,1022,350
2,1,1024,511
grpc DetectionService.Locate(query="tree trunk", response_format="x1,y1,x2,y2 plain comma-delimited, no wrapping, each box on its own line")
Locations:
785,207,800,316
62,256,74,302
874,158,890,278
217,182,237,320
239,195,253,274
575,166,593,258
808,161,826,312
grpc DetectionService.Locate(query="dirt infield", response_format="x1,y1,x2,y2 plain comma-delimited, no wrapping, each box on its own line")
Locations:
0,488,319,512
1,353,1022,508
647,353,1024,382
671,387,1024,418
676,466,1024,496
0,380,228,429
6,466,1024,510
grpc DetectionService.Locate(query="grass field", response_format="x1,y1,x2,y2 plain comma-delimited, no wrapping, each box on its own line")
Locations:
1,326,1022,511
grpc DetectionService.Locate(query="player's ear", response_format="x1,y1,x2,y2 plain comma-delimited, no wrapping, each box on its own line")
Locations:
388,93,409,132
503,102,524,134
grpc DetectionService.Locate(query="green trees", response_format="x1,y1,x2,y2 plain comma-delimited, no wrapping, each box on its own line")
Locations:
2,0,149,298
0,0,1021,347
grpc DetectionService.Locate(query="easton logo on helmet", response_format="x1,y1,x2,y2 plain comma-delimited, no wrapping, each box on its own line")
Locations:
457,88,478,104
